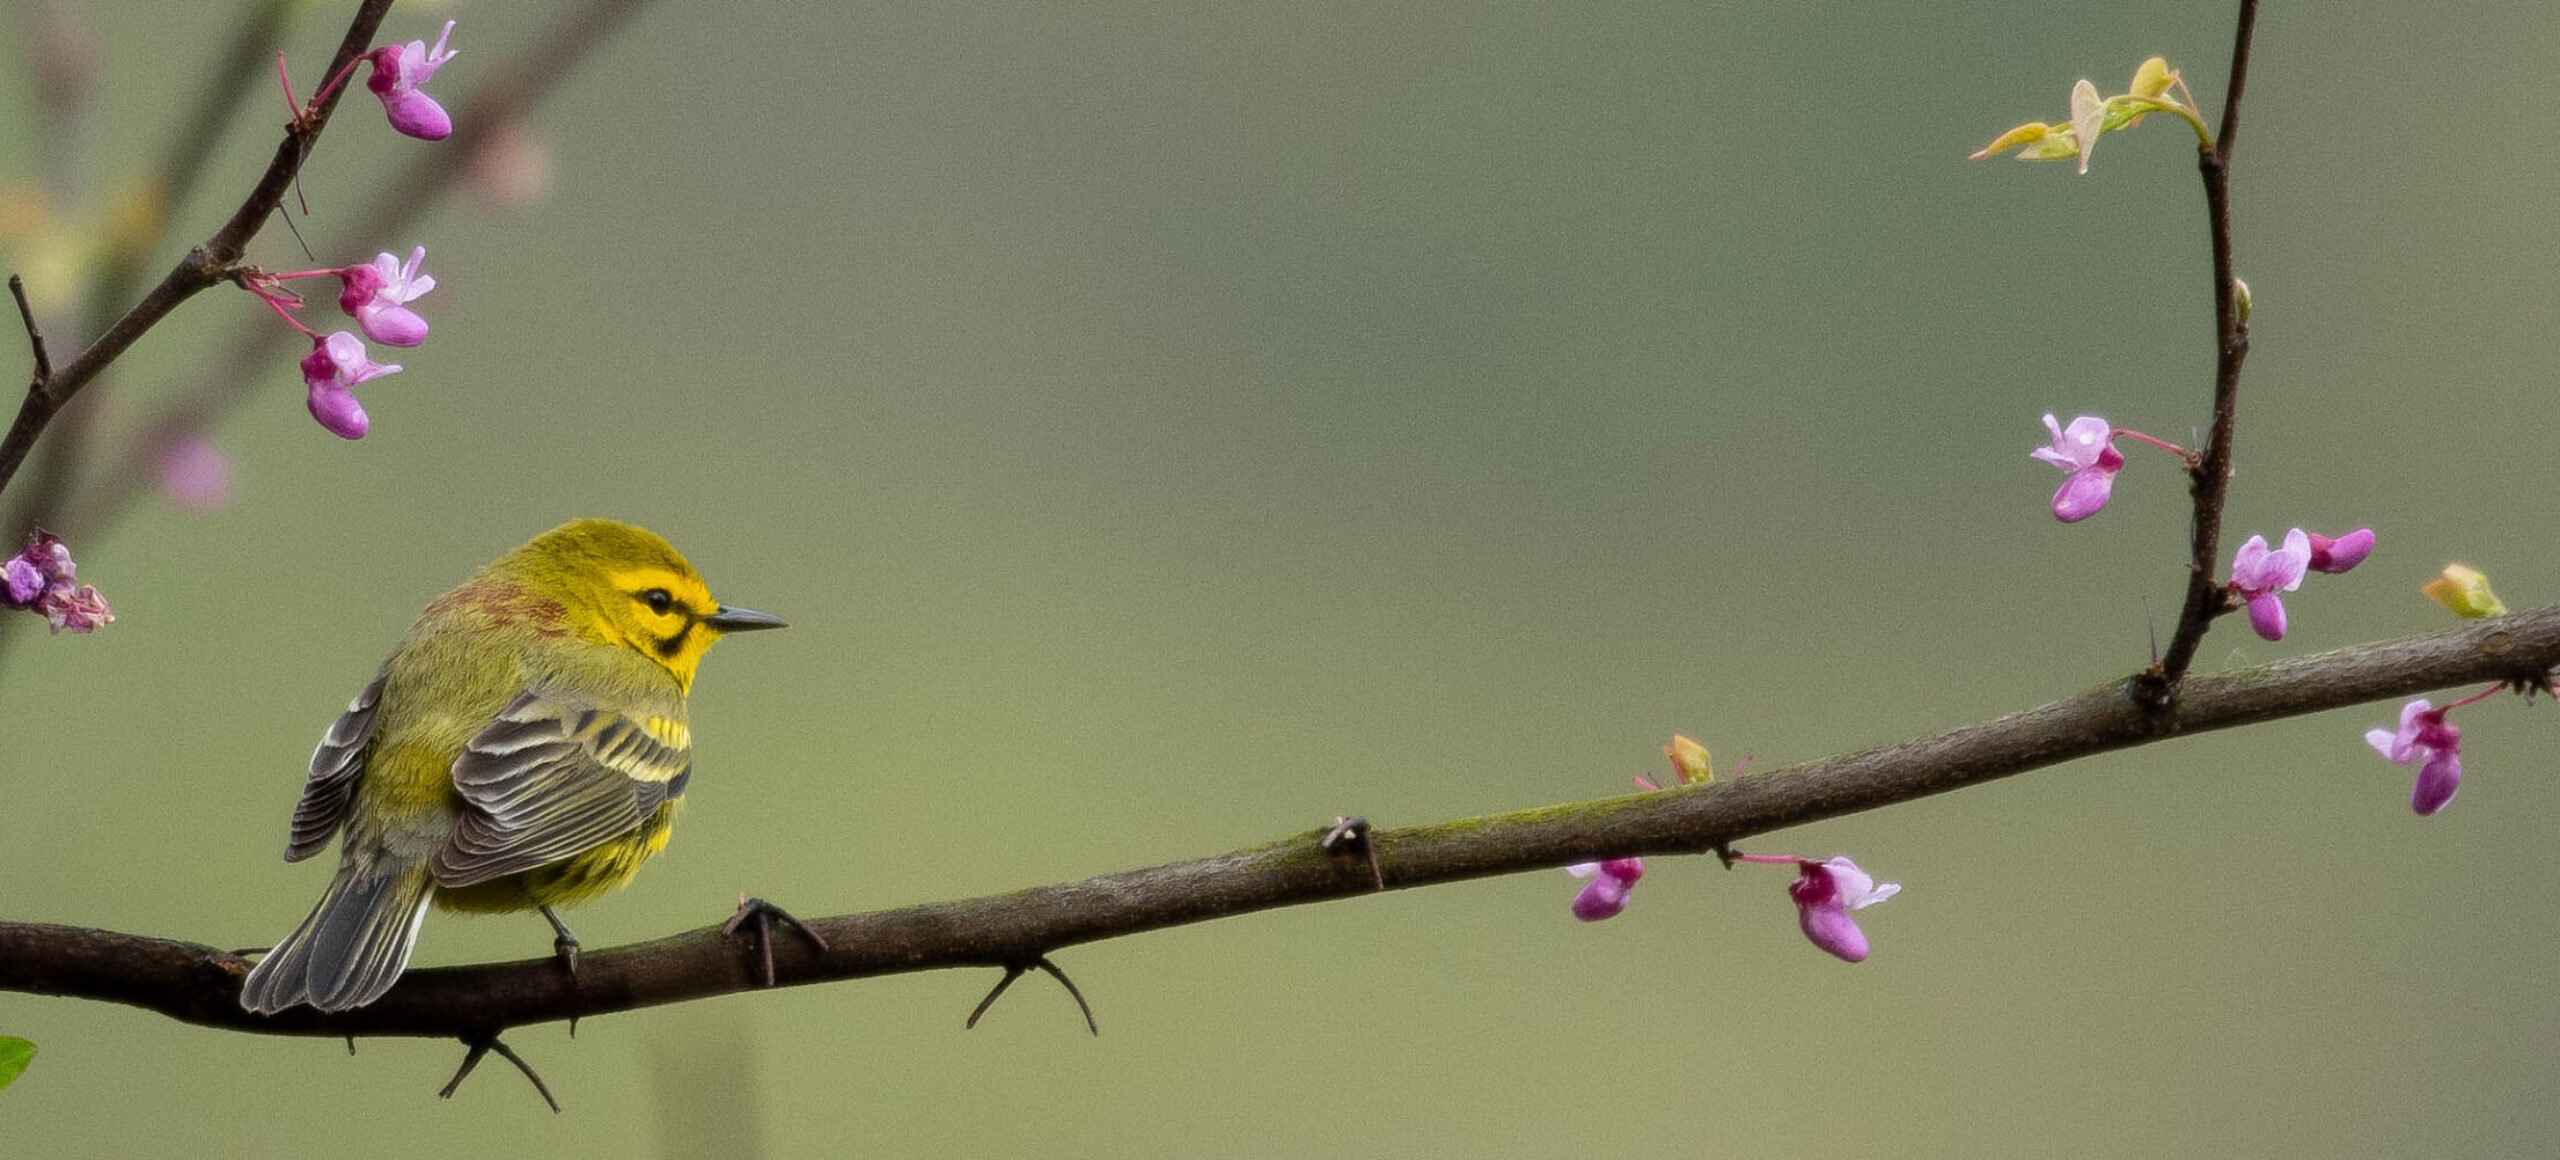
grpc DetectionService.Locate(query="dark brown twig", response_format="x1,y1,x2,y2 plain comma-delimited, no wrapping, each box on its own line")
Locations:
5,604,2555,1041
2148,0,2262,700
8,276,50,381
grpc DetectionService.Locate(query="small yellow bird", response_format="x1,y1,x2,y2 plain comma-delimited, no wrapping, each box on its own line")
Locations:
240,519,787,1013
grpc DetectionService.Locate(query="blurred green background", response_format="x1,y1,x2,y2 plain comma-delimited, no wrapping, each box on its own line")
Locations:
5,0,2558,1154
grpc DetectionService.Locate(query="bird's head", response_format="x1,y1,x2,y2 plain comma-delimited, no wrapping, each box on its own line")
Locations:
491,518,787,691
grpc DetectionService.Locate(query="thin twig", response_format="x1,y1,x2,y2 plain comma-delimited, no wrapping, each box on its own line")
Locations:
9,276,50,382
2149,0,2262,699
4,604,2554,1040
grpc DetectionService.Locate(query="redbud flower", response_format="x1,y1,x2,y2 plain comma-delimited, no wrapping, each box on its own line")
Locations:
336,246,434,347
2030,414,2123,522
2366,699,2464,816
3,531,113,634
366,21,457,140
1566,858,1645,922
2229,529,2310,641
301,331,400,440
2306,529,2374,574
1786,856,1900,963
157,436,235,512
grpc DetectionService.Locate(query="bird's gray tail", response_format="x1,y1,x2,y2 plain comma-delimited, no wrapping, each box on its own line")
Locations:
239,861,433,1014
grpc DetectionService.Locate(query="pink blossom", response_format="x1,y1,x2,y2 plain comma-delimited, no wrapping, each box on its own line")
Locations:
2307,529,2375,574
2229,529,2311,641
2030,414,2123,522
1786,856,1900,963
365,21,458,140
300,331,401,440
157,436,235,512
335,246,435,347
3,531,113,634
1566,858,1645,921
2367,699,2464,816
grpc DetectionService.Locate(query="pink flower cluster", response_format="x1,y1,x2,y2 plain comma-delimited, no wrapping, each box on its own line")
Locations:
245,22,461,440
245,251,430,440
2,531,111,634
2226,526,2371,640
1567,850,1899,961
2030,414,2373,642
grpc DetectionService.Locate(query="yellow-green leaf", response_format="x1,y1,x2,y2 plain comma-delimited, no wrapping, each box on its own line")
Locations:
1665,734,1713,785
2130,56,2177,100
0,1037,33,1093
2421,564,2508,619
2069,79,2104,174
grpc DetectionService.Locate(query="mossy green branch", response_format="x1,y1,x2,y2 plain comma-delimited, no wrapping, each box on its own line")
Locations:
5,603,2554,1041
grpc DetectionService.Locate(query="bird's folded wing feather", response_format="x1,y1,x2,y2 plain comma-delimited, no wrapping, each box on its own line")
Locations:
285,673,387,862
430,690,691,888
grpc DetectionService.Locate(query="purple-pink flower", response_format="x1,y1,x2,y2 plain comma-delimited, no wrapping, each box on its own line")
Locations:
1785,856,1901,963
2229,529,2311,641
366,21,458,140
300,331,401,440
3,531,112,634
2307,528,2375,574
1566,858,1645,921
2030,414,2124,522
336,247,434,347
2367,699,2464,816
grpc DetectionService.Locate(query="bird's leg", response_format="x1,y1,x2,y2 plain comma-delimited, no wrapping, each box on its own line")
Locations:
538,905,579,975
721,894,829,988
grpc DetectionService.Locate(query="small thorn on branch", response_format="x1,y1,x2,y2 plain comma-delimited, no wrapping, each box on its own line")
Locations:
438,1031,560,1113
1319,815,1384,891
965,955,1099,1037
722,894,830,988
9,275,52,385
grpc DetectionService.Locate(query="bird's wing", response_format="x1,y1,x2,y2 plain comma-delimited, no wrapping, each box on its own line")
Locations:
430,690,692,889
285,673,388,862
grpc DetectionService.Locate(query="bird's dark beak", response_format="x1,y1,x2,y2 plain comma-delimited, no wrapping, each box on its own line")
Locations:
704,605,789,632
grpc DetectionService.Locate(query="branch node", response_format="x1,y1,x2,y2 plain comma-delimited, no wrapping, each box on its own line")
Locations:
965,955,1099,1036
1319,815,1385,891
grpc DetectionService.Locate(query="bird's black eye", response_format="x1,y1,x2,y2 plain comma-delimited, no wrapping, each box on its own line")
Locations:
641,588,675,615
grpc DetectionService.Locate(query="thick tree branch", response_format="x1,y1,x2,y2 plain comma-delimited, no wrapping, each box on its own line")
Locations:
0,0,395,500
2150,0,2261,695
7,604,2554,1039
